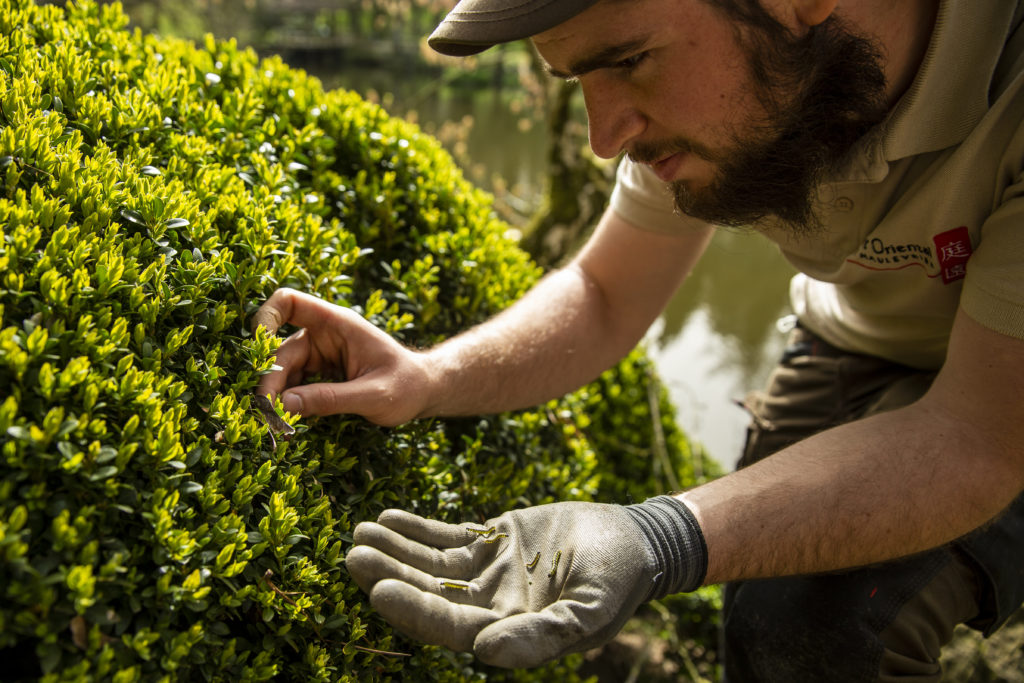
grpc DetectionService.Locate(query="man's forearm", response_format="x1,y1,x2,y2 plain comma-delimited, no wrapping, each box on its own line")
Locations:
413,209,712,419
681,401,1024,584
676,310,1024,585
418,263,638,417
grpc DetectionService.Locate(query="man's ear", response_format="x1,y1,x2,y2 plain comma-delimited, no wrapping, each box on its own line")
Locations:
792,0,839,27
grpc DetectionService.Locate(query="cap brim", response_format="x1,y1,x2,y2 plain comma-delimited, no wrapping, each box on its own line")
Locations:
428,0,599,57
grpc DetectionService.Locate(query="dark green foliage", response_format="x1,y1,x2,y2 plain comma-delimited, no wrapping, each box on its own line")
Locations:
0,1,712,680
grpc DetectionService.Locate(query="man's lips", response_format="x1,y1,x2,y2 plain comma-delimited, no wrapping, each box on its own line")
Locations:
649,152,684,183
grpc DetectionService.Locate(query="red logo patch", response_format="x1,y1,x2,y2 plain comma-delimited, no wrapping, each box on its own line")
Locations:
933,226,972,284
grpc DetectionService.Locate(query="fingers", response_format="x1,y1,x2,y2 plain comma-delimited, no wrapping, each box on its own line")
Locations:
257,329,312,403
251,289,288,336
351,520,478,579
254,288,338,408
252,288,304,336
273,377,406,420
346,545,464,596
252,288,339,336
376,509,480,548
253,288,422,422
369,579,498,654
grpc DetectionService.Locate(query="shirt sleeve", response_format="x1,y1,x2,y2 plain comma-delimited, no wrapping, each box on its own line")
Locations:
960,174,1024,340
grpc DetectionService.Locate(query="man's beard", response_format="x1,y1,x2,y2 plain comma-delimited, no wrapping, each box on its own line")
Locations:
634,14,888,235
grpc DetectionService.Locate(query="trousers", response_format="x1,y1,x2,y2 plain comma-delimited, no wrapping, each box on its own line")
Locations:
722,322,1024,682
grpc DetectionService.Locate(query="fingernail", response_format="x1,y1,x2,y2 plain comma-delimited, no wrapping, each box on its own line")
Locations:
282,392,303,415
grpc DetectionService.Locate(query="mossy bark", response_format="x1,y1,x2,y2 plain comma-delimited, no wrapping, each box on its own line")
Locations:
520,80,616,270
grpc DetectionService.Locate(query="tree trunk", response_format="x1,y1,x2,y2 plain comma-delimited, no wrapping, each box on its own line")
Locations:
521,80,615,270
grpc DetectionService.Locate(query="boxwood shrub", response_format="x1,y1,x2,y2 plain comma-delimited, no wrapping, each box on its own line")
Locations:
0,1,713,680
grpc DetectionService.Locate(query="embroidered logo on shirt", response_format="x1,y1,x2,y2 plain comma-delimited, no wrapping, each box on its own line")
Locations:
933,226,972,284
846,226,973,284
851,238,936,270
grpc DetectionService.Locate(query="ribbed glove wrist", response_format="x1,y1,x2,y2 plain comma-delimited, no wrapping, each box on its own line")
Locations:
625,495,708,601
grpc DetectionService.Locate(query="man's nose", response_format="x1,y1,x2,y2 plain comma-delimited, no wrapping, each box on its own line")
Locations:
581,79,645,159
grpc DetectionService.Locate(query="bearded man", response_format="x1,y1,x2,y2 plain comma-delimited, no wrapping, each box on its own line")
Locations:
254,1,1024,679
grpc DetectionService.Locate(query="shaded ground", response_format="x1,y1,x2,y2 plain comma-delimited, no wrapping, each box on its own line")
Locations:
580,631,717,683
578,596,720,683
578,606,1024,682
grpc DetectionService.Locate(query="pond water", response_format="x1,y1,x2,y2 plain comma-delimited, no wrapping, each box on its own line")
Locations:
645,229,796,466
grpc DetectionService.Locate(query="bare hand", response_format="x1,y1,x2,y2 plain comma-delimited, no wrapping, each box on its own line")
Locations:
253,288,432,425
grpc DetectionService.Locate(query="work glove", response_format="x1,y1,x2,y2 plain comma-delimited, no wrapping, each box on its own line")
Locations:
345,496,707,668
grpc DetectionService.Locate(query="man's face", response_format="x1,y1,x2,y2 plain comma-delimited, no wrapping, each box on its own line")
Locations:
533,0,888,234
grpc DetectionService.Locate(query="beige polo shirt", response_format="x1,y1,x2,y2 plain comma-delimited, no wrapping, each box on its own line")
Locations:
610,0,1024,369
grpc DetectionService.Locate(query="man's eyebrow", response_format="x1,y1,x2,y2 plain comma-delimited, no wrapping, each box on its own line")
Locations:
544,39,650,80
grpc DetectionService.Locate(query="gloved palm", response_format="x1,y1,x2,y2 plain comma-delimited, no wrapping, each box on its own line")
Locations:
345,498,706,668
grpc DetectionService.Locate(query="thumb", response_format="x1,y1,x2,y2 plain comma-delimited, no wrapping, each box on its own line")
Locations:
251,299,285,335
280,381,357,418
474,600,610,669
369,579,499,654
282,379,406,425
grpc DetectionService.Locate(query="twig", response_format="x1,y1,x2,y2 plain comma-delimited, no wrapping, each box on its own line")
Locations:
646,370,682,492
350,644,412,657
262,569,300,607
320,636,411,658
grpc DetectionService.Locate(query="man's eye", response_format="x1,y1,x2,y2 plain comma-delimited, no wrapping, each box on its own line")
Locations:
617,52,649,72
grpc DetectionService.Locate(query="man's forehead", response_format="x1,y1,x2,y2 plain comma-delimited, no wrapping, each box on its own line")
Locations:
532,1,657,77
539,37,652,79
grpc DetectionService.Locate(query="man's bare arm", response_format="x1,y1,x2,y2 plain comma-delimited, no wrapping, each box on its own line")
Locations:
680,309,1024,583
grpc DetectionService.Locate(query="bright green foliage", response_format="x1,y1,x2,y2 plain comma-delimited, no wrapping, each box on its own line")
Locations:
0,1,709,680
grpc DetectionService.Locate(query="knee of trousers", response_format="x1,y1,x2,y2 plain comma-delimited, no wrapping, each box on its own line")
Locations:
723,576,887,682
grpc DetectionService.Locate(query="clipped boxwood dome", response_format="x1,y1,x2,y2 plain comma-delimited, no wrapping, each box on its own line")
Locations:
0,0,708,680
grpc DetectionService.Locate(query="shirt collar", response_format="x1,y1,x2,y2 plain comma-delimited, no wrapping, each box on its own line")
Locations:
880,0,1019,161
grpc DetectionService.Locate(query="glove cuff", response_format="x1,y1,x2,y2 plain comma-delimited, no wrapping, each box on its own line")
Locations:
625,495,708,601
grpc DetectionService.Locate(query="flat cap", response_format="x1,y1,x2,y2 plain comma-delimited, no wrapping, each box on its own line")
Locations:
428,0,601,56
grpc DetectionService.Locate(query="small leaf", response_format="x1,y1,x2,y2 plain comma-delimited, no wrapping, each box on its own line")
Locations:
70,616,88,650
6,426,30,440
66,121,97,147
57,418,80,438
89,465,118,481
119,209,147,227
95,446,118,463
39,642,61,674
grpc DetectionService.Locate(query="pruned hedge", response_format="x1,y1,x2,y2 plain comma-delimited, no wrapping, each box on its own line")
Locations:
0,1,710,680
